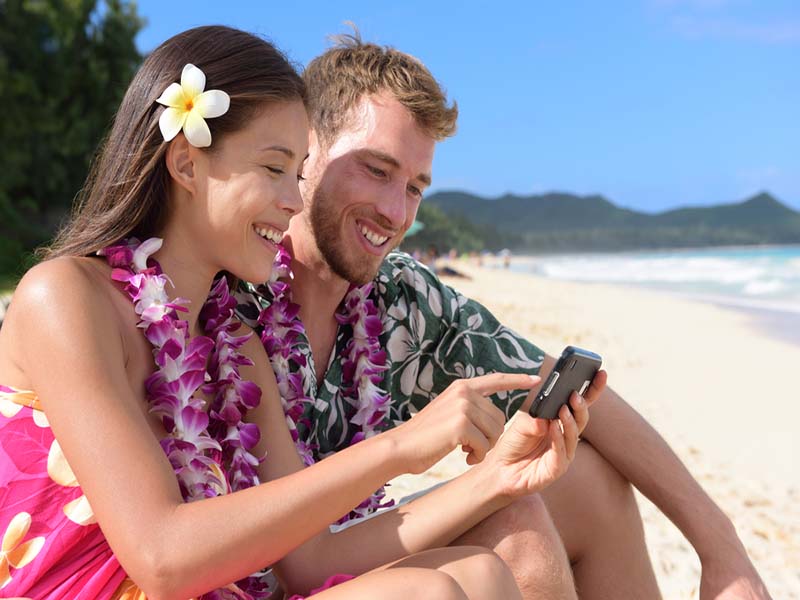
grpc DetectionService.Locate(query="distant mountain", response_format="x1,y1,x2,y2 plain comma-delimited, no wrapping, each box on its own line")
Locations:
652,192,797,228
423,190,800,252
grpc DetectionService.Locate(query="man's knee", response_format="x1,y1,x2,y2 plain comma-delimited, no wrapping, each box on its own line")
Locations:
495,494,561,544
470,493,556,542
569,443,638,529
472,495,575,595
542,442,643,563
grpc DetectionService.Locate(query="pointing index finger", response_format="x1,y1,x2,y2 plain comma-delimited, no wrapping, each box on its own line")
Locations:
467,372,541,397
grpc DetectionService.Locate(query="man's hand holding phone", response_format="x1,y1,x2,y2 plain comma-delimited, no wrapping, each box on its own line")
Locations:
485,362,606,499
528,346,605,420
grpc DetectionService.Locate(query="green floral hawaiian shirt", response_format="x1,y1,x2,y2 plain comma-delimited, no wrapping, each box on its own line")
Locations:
236,252,545,460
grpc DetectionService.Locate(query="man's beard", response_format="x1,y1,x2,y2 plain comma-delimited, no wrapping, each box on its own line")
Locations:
308,184,393,285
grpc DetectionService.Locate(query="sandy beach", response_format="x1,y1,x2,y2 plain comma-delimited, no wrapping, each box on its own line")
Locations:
385,260,800,599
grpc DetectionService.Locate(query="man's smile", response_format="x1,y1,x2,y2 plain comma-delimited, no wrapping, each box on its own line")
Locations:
354,218,394,252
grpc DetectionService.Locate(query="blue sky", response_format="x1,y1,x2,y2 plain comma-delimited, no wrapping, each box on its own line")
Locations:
134,0,799,213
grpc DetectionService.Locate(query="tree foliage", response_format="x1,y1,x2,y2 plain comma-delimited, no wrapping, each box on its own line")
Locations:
0,0,143,276
401,201,523,255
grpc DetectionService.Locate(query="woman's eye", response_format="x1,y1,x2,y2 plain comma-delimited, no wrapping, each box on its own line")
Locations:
266,166,285,175
297,174,306,182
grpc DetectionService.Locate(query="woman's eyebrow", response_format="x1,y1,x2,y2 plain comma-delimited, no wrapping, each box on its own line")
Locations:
258,144,295,158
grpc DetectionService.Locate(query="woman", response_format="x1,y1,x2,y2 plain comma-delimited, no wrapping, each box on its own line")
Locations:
0,26,596,599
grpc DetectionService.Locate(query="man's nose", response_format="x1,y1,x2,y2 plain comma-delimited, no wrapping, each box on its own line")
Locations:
375,182,407,229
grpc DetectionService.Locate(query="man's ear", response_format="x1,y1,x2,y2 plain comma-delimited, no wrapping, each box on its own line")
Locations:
165,133,196,194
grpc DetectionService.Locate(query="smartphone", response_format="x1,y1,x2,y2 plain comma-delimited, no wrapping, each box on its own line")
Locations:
528,346,602,419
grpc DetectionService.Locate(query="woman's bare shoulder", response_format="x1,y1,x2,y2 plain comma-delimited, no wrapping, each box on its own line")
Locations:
1,256,130,389
10,256,120,331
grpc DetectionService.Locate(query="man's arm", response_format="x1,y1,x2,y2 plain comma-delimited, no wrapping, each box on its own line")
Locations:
380,252,545,420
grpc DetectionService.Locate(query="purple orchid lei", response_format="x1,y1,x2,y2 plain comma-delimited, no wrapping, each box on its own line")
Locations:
258,245,394,523
101,237,269,599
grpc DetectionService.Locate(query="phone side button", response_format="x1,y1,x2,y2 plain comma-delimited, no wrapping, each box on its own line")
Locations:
542,372,560,397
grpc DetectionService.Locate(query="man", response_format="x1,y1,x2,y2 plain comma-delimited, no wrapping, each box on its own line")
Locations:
238,31,770,599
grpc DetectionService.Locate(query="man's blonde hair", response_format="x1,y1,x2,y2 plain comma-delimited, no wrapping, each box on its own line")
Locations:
304,25,458,146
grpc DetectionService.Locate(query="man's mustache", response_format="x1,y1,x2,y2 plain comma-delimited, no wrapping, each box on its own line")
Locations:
352,211,401,237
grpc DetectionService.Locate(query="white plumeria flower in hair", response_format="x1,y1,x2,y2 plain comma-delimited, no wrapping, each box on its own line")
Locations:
156,63,230,148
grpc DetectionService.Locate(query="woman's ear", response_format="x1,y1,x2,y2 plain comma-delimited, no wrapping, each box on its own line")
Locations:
165,133,196,194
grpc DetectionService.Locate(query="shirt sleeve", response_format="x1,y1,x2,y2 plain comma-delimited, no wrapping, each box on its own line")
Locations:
379,254,545,421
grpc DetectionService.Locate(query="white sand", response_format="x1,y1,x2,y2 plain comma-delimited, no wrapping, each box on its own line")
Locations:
386,260,800,599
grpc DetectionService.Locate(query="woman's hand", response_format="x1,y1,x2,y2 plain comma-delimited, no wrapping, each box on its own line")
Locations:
387,373,540,474
485,370,607,499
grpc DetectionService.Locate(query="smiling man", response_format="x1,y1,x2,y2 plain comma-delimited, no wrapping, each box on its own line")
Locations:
237,31,770,600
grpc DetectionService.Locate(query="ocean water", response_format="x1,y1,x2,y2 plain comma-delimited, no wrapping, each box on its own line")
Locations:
509,246,800,343
512,245,800,314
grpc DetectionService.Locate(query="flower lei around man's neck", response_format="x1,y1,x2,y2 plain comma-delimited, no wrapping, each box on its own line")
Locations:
257,246,395,522
100,237,270,599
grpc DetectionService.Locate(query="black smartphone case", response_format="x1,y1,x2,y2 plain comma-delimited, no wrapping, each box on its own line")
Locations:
528,346,602,419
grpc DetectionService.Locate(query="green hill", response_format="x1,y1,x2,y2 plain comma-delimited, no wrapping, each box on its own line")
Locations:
401,202,522,253
421,190,800,252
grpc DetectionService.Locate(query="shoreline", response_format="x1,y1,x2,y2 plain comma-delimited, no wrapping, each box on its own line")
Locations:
507,267,800,350
494,253,800,349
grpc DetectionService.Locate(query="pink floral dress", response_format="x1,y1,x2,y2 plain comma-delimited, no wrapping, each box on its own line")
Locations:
0,385,141,598
0,386,352,599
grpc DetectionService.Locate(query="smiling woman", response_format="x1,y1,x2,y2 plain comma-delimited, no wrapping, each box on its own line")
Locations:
0,23,549,600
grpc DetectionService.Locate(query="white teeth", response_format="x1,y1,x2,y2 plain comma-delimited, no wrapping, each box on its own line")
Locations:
359,225,389,246
255,226,283,244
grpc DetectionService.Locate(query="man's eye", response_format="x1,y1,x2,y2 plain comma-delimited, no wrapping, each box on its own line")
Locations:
367,165,386,178
408,185,423,198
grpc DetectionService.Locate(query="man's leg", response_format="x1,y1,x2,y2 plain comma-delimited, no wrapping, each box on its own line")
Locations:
540,441,661,599
451,442,661,599
451,493,577,600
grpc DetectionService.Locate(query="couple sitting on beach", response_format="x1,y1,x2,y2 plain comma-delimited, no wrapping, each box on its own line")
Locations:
0,25,769,599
